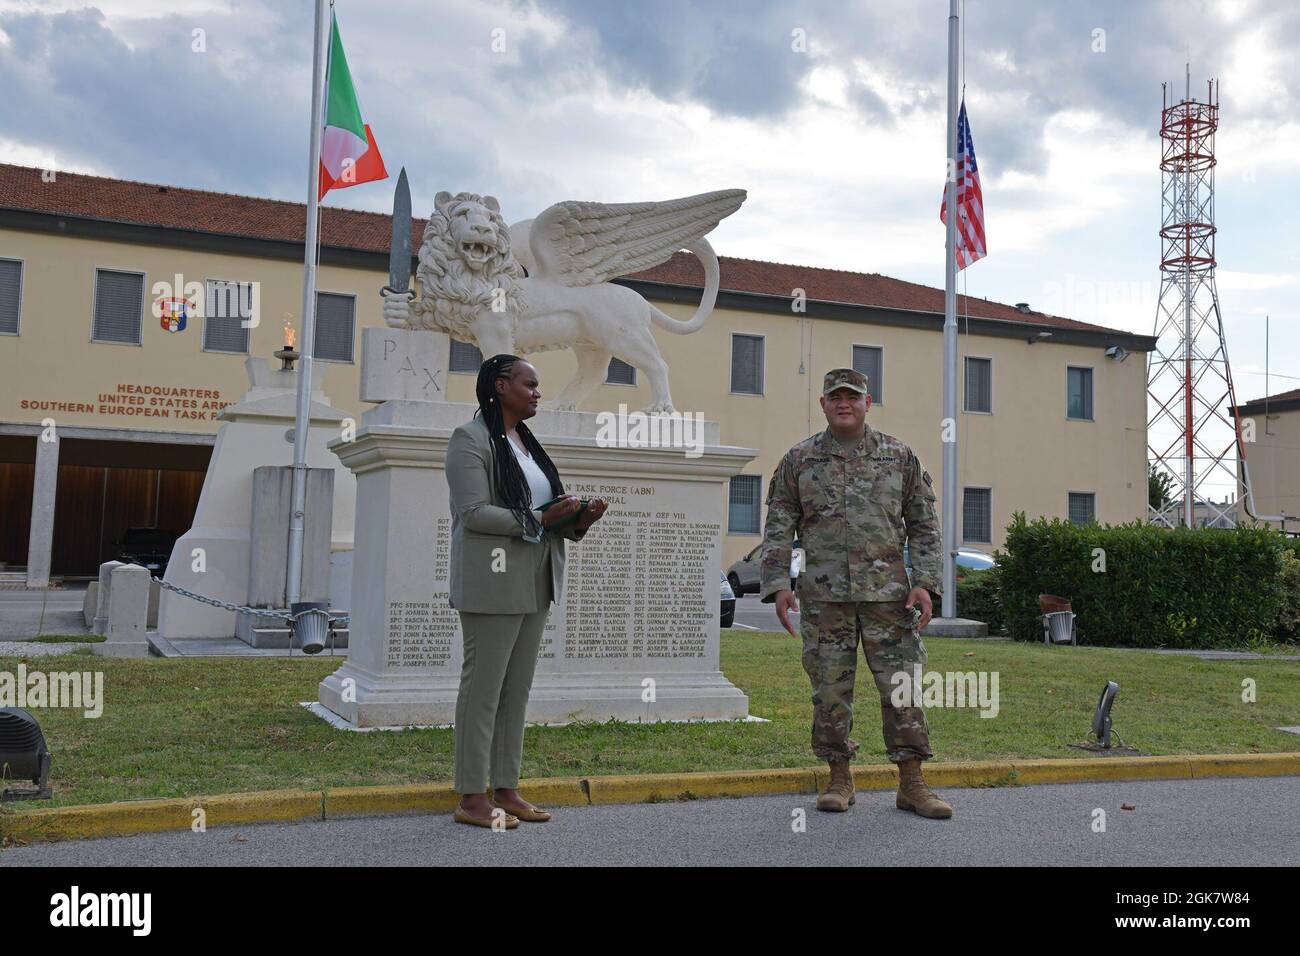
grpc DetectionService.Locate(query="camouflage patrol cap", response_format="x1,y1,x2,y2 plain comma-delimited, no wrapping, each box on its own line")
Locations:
822,367,870,396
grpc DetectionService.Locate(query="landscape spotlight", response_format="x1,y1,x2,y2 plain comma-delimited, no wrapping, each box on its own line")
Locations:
1092,681,1120,749
0,707,52,801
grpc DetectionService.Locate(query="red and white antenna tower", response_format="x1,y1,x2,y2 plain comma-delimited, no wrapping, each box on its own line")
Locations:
1146,67,1245,528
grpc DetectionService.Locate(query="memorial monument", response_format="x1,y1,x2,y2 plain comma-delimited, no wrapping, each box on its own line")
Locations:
315,181,757,728
156,356,356,641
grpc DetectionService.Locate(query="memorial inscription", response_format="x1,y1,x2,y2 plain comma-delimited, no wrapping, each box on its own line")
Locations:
384,515,457,668
559,481,717,662
378,478,720,671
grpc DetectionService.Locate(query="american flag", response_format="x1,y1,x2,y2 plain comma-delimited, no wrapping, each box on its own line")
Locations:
940,100,986,270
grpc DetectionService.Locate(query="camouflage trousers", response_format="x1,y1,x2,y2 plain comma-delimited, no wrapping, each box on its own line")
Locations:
799,598,933,764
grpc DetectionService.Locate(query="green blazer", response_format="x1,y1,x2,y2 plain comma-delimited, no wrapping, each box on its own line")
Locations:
445,414,586,614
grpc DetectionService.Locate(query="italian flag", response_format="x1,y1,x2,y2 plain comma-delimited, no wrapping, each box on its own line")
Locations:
318,10,387,200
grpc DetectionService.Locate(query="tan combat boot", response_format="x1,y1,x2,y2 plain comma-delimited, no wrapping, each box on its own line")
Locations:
896,757,953,819
816,759,855,812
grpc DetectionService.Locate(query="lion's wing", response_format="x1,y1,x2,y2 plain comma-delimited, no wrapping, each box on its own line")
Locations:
527,189,746,287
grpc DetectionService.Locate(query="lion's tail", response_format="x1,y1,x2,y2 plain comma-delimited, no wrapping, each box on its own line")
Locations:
648,238,720,335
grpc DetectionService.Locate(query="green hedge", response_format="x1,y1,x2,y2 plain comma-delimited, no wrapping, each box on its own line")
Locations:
999,512,1286,648
956,566,1005,635
1278,549,1300,641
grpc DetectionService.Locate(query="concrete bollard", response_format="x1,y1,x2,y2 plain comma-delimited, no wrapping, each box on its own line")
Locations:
97,563,152,658
92,560,124,635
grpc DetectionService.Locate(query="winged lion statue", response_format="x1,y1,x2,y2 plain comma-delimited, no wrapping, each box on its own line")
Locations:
381,188,746,414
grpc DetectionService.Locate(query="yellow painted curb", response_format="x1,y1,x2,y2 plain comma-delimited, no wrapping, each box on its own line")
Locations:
3,754,1299,846
1005,755,1194,785
1188,752,1300,778
584,768,818,805
1,788,323,844
324,777,589,818
324,784,458,818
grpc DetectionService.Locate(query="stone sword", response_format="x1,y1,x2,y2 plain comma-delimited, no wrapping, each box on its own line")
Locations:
380,166,416,303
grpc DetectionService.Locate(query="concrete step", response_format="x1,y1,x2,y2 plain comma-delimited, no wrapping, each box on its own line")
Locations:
922,617,992,639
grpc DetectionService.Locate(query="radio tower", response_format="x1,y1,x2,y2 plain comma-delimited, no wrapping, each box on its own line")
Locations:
1146,67,1243,529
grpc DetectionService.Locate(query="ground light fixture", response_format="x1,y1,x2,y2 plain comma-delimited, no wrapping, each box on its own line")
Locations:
1092,681,1120,749
0,707,52,801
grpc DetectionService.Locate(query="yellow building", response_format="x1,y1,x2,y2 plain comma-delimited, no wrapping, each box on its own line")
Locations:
0,163,1155,583
1235,389,1300,534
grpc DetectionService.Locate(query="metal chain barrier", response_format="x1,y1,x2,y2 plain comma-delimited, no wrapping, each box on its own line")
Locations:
146,574,350,652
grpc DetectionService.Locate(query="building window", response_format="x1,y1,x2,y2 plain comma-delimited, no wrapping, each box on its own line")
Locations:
92,269,145,344
449,339,483,373
963,487,992,543
731,334,764,395
1067,366,1093,420
606,357,636,385
314,291,356,362
1069,492,1096,525
964,356,992,413
729,474,762,534
203,279,253,354
851,345,883,403
0,258,21,335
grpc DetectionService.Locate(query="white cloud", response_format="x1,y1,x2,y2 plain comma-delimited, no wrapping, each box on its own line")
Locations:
0,136,103,175
1216,270,1299,291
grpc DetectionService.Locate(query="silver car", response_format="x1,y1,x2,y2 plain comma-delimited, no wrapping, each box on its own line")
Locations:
727,541,803,597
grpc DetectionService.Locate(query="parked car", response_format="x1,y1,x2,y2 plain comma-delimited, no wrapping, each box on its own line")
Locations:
114,527,181,576
727,540,803,596
720,573,736,628
903,543,995,586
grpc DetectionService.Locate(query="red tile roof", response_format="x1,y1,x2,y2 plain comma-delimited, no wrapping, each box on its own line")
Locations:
634,252,1124,333
0,162,1128,334
1237,387,1300,409
0,163,419,253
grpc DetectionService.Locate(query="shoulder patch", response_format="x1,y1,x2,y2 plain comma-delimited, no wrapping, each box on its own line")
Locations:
922,469,934,488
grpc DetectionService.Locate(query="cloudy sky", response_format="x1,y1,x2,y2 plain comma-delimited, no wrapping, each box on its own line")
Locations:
1,0,1296,400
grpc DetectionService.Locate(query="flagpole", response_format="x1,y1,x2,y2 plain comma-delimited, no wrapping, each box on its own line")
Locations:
941,0,960,618
287,0,330,608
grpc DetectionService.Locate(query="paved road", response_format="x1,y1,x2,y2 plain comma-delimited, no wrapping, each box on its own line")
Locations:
727,594,1300,661
4,775,1296,867
0,585,89,641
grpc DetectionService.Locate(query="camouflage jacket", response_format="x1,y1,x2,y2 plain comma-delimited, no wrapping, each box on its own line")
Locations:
759,424,942,603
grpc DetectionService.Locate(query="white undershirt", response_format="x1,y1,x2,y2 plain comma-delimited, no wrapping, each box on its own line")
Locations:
508,437,554,511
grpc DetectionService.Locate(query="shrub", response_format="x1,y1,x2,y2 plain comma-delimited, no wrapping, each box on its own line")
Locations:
956,566,1005,635
1277,549,1300,643
999,512,1286,649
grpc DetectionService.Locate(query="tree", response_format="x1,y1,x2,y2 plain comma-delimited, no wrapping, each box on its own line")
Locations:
1149,463,1175,511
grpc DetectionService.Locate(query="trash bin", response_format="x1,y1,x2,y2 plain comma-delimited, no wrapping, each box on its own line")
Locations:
1043,610,1076,645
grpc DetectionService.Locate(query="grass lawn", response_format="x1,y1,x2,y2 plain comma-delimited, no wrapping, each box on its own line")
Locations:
1,632,1297,808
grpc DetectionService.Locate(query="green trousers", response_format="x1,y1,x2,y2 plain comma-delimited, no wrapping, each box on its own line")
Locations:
453,547,552,795
799,598,933,765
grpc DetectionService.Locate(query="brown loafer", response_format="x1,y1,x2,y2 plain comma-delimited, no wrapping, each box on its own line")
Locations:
490,791,552,822
454,805,518,829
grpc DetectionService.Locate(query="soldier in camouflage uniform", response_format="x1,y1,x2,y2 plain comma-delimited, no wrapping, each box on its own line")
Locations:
761,368,953,819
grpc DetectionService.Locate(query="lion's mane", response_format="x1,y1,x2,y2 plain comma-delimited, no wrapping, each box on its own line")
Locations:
411,192,525,339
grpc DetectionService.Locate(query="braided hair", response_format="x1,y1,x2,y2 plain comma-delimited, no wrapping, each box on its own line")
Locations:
474,354,564,539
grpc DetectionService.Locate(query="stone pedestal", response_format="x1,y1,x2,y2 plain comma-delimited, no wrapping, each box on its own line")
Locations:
316,328,755,727
95,563,151,658
235,465,338,649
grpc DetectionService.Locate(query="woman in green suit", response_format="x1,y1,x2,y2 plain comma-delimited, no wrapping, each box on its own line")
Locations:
445,353,608,828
